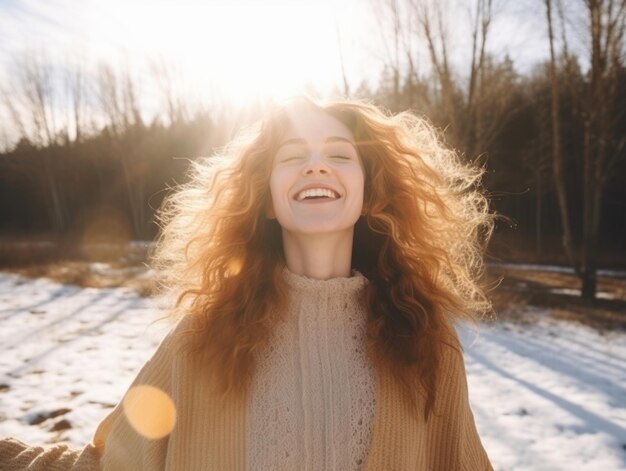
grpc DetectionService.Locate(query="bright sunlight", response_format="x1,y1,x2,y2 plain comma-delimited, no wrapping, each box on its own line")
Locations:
79,0,369,105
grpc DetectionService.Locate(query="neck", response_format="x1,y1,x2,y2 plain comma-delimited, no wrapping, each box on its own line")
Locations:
281,229,354,280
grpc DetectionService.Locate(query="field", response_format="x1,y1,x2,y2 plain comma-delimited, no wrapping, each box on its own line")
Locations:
0,260,624,470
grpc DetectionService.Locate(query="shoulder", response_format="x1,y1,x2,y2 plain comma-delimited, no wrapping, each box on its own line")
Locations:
433,324,470,410
429,325,494,469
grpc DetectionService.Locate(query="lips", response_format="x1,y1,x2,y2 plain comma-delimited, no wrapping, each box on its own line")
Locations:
294,186,340,201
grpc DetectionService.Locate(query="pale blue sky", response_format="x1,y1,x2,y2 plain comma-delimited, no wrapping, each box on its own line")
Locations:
0,0,589,149
0,0,569,95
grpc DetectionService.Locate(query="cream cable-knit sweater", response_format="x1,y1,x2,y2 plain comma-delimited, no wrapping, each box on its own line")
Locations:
248,269,375,470
0,269,493,470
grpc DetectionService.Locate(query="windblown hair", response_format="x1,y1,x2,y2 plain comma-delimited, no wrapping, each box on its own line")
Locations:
152,97,494,419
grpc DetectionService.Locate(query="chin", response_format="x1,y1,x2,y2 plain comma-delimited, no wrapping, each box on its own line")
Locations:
289,224,356,236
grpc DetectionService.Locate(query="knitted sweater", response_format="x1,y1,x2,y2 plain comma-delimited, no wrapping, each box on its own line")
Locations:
0,269,493,470
247,269,376,470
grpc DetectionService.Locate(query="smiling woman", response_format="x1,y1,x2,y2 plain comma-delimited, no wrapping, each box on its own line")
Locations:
0,96,495,470
268,109,365,279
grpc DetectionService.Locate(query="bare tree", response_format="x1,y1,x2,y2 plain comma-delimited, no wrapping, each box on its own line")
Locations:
1,84,27,141
65,58,86,144
545,0,578,271
465,0,492,156
392,0,516,157
97,63,143,136
545,0,625,299
415,0,459,127
371,0,404,110
97,63,147,237
17,53,57,146
97,64,124,136
150,59,188,126
579,0,625,298
335,23,351,97
2,53,68,232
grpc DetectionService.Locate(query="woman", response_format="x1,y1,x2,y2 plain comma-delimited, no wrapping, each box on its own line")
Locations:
1,97,494,470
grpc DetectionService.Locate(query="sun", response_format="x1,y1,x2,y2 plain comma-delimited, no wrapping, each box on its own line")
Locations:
106,0,359,106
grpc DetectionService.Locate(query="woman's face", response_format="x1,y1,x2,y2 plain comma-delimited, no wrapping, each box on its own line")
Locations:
268,109,364,237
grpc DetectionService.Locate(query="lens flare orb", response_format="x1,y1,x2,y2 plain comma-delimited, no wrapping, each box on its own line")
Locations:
122,385,176,439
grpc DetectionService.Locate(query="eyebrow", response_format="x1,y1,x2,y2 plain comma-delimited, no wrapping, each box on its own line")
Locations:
276,136,356,152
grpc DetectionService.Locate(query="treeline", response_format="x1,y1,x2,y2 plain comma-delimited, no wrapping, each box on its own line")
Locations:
360,0,625,298
0,56,267,239
0,116,215,239
0,0,624,299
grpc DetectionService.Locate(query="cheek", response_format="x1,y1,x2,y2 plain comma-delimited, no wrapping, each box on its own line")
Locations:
352,170,366,213
349,168,365,198
267,169,290,219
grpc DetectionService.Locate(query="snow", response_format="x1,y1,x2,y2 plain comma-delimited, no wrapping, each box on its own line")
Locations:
548,287,617,300
459,313,626,470
0,273,169,447
0,272,625,470
489,262,626,279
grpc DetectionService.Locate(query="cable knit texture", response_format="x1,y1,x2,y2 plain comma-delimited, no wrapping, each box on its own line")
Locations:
0,268,493,471
247,269,375,470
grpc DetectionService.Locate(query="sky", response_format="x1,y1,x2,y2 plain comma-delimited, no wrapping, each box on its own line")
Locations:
0,0,562,91
0,0,584,147
0,0,378,105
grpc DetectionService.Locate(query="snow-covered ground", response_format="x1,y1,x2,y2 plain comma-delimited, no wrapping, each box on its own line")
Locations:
0,273,624,470
460,317,626,470
489,262,626,278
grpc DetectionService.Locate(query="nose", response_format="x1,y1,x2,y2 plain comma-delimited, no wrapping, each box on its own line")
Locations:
302,154,330,175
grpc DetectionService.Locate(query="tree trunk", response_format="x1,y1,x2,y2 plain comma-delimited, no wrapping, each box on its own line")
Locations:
545,0,579,274
535,159,542,257
581,184,602,299
42,148,67,233
119,144,145,239
578,0,625,299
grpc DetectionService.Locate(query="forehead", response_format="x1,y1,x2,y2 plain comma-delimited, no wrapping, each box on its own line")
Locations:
279,108,354,144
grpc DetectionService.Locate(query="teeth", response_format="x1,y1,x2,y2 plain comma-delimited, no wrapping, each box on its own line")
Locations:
296,188,339,201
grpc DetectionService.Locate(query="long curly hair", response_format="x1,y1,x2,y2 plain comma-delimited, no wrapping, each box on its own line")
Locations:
152,97,494,420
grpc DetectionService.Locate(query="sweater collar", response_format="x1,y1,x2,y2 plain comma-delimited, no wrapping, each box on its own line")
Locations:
281,266,368,295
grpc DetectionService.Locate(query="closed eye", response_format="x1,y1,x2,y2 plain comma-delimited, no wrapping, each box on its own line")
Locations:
281,155,305,163
330,155,351,160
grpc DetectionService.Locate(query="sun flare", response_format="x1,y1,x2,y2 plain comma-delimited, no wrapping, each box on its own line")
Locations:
100,0,362,105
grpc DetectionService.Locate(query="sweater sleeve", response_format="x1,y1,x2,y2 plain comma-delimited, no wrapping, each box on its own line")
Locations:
0,437,100,470
0,324,178,471
432,335,494,471
92,326,177,471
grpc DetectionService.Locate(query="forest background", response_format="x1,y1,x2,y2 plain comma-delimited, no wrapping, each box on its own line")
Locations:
1,3,625,467
0,0,624,304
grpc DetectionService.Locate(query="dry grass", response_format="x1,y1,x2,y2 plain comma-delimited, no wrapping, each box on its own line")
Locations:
0,239,155,296
7,261,156,297
1,244,625,332
487,265,626,331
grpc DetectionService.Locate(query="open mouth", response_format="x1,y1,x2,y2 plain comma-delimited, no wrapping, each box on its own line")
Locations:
294,188,340,201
